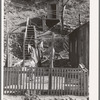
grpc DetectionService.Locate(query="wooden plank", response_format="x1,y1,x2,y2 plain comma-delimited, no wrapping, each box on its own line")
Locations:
78,69,80,96
8,68,11,94
3,68,5,94
69,69,71,95
64,69,66,95
31,68,33,92
39,69,41,93
52,69,56,95
50,68,53,95
61,69,63,95
6,68,8,94
17,68,21,94
17,67,19,94
56,69,58,95
8,68,10,94
34,68,36,93
25,68,27,91
86,72,88,96
75,69,77,96
40,69,42,94
70,69,72,95
58,69,60,95
14,68,16,93
29,68,31,91
54,69,56,92
48,68,50,95
20,68,22,95
25,67,28,90
85,72,87,96
71,69,73,95
12,68,14,94
37,68,39,92
72,70,74,95
11,68,13,94
4,68,7,94
66,69,68,95
76,69,78,95
42,68,44,95
7,20,9,68
30,68,32,92
22,68,24,94
74,69,76,95
72,69,75,95
74,70,76,95
81,71,83,96
13,68,15,94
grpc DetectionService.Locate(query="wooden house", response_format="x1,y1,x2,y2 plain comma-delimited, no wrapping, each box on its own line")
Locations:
45,0,61,29
69,22,89,69
47,0,61,19
42,0,69,30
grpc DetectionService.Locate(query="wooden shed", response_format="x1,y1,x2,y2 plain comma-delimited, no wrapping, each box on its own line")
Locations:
69,22,89,69
45,0,61,28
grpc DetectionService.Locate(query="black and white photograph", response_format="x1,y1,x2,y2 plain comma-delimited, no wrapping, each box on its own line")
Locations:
2,0,98,100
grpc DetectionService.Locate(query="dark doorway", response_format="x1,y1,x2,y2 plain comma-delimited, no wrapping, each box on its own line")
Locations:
51,4,56,18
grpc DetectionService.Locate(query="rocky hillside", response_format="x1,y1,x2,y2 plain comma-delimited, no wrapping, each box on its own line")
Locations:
4,0,89,31
4,0,89,65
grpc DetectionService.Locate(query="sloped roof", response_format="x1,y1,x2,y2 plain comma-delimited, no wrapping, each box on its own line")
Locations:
69,21,89,35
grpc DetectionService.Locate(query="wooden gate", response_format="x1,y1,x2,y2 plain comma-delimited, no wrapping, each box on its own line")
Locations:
3,67,88,96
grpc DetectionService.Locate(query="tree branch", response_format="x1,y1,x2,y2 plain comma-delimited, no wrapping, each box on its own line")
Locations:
63,0,70,7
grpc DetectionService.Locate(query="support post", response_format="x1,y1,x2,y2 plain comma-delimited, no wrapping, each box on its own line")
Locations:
49,32,55,93
61,0,64,35
79,14,81,26
6,19,9,67
50,32,55,68
34,26,37,48
23,17,29,67
42,15,47,32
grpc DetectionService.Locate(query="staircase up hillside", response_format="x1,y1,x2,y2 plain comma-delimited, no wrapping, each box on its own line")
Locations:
25,25,35,60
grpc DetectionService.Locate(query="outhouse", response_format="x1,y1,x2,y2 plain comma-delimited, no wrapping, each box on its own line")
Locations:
69,22,89,69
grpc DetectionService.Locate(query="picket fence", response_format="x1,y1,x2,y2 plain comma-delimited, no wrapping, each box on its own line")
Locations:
3,67,88,96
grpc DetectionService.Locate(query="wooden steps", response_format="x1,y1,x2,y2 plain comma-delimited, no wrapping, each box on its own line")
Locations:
25,25,35,60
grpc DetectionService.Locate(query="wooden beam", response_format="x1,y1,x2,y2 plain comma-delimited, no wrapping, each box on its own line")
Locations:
61,0,64,34
6,20,9,67
79,14,81,26
23,17,29,67
49,32,55,91
34,26,37,48
50,32,55,68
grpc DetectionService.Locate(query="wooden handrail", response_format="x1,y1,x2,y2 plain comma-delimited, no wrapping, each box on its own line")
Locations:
25,17,29,39
23,17,29,67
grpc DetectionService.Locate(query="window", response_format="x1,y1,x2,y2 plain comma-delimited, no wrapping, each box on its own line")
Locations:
51,4,56,18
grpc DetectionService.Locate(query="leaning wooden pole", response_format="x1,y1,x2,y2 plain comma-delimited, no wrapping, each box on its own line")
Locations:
6,19,9,67
51,32,54,68
23,17,29,67
61,0,64,35
49,32,55,93
79,14,81,26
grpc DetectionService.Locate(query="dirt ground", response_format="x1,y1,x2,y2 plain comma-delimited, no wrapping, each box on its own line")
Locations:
3,95,88,100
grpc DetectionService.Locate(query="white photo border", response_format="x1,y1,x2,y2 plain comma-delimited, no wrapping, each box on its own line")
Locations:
1,0,99,100
90,0,99,100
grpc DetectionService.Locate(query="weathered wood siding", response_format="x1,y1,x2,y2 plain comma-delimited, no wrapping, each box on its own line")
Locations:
69,22,89,69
